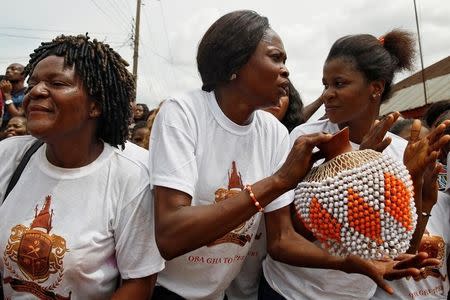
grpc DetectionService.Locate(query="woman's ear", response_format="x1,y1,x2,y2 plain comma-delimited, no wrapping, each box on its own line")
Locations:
371,80,385,99
89,100,102,118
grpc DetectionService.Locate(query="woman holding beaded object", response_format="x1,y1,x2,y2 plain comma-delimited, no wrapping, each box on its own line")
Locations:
149,11,439,300
261,29,450,300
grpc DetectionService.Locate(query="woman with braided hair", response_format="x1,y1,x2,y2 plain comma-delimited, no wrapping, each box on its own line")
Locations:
0,34,164,299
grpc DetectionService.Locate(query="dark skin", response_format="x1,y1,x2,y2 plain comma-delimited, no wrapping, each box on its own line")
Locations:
293,56,447,280
155,29,438,294
0,63,26,117
24,55,156,298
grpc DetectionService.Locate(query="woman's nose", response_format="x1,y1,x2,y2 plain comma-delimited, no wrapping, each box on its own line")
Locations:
281,65,289,78
28,82,49,99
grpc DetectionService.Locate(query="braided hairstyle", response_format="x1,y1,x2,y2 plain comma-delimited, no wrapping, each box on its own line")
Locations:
25,34,135,148
326,29,416,103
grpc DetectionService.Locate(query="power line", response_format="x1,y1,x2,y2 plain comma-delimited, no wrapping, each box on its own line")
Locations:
88,0,129,34
105,0,132,29
0,33,45,40
0,26,124,36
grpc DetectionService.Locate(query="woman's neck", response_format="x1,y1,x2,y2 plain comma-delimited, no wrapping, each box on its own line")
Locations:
338,116,379,145
214,85,255,126
45,131,104,168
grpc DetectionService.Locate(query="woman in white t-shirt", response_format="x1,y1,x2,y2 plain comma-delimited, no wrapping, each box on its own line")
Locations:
262,30,450,300
0,35,164,299
149,12,438,300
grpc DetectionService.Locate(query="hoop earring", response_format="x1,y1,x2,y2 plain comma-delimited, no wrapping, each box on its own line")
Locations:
230,74,237,81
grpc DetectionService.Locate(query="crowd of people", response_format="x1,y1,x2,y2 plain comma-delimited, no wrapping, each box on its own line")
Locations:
1,9,450,300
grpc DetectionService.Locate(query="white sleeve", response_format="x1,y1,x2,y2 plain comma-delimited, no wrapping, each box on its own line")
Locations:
114,186,165,279
265,129,294,212
149,100,198,197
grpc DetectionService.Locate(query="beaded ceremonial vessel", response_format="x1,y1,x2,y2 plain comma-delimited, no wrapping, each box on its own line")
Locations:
294,128,417,259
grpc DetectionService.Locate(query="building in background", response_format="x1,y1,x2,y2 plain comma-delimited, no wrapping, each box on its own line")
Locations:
381,55,450,119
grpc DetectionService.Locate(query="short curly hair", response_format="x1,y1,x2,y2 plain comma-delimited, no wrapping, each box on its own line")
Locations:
25,34,135,148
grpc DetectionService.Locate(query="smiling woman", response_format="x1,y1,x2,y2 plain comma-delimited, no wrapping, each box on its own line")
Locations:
0,35,164,299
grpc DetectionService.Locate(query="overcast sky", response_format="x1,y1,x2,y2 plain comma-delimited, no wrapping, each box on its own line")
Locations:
1,0,449,119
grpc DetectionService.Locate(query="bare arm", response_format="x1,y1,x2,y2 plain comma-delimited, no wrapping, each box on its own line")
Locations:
155,176,287,260
0,80,24,117
302,96,323,122
4,102,24,117
266,204,439,294
404,120,450,253
155,133,334,260
111,275,157,300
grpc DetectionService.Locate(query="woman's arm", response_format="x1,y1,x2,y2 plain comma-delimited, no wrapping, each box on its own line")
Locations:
155,176,287,260
265,205,439,294
302,96,323,122
155,133,334,260
404,120,450,252
111,275,157,300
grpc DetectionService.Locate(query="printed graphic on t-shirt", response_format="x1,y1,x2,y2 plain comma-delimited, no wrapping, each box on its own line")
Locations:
413,231,447,281
3,195,71,299
209,161,256,247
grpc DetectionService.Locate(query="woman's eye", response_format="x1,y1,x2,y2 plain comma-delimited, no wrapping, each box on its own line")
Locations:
271,54,281,61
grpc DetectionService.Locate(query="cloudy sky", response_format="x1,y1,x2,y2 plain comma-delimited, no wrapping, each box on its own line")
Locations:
1,0,449,118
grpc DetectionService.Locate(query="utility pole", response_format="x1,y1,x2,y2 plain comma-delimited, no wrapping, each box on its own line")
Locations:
132,0,142,84
413,0,428,105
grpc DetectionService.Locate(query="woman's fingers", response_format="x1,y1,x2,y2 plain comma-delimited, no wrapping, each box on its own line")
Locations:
408,119,422,142
383,268,420,280
376,137,392,152
392,251,440,269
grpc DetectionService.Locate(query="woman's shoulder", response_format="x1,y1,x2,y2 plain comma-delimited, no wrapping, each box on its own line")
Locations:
255,110,289,137
0,136,38,160
157,89,212,124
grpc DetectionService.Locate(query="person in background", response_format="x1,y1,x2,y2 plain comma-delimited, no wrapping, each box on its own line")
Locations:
0,63,26,130
424,100,450,192
131,120,151,149
134,103,150,123
149,11,438,300
0,34,164,299
390,118,430,141
5,116,27,138
261,29,449,300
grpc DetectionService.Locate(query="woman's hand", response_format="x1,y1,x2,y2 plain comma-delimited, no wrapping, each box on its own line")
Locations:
403,119,450,179
342,252,440,294
274,132,333,190
360,112,400,152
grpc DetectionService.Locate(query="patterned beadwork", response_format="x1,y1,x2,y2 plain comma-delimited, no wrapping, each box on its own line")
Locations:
294,149,417,259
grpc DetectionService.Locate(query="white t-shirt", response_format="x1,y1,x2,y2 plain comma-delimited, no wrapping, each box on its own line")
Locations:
371,191,450,300
0,136,164,299
225,218,267,300
262,119,408,300
149,89,293,300
122,140,149,169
